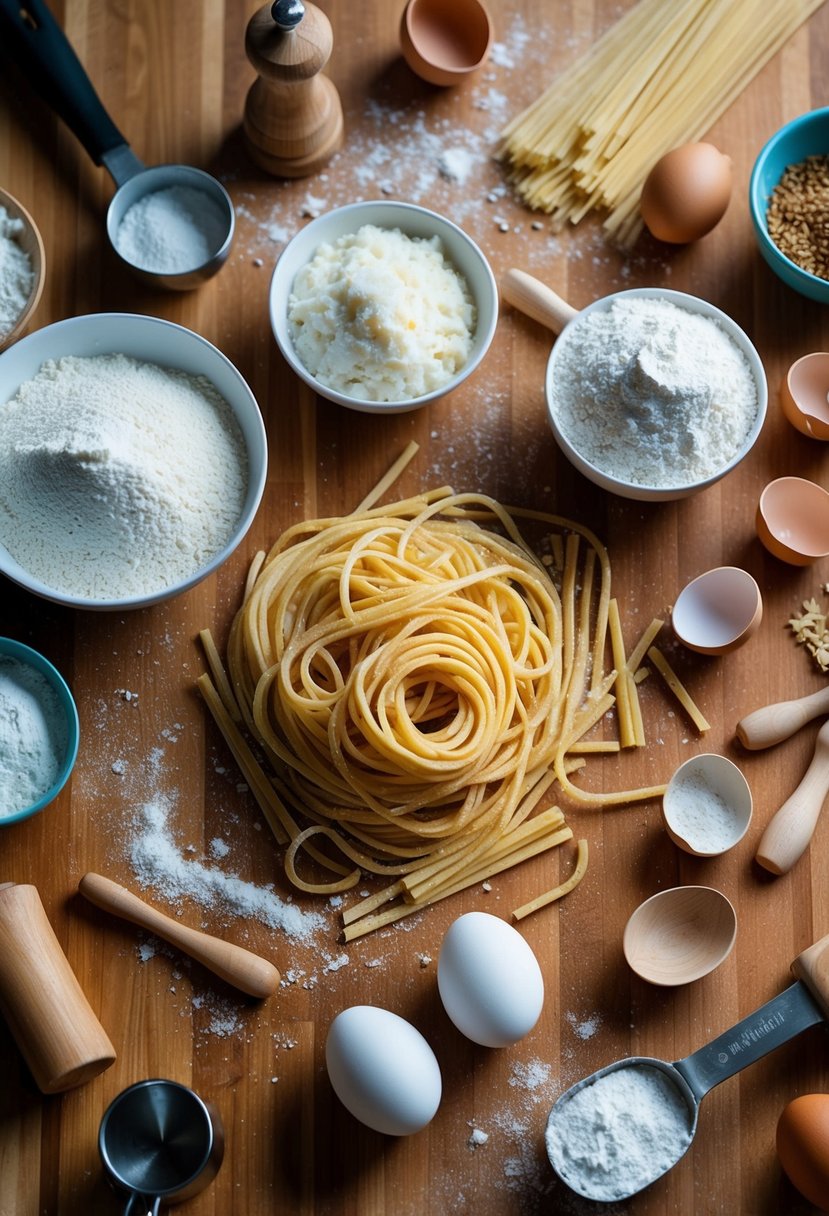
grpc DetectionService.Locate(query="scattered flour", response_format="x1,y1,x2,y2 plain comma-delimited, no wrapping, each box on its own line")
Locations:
550,297,759,489
129,796,326,941
0,354,247,600
0,655,66,815
0,204,34,340
565,1010,602,1041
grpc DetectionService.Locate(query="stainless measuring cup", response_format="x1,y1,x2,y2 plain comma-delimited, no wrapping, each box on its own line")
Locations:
545,931,829,1202
0,0,234,291
99,1079,224,1214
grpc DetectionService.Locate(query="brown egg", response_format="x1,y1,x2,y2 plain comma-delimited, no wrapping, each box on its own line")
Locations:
776,1094,829,1208
640,142,733,243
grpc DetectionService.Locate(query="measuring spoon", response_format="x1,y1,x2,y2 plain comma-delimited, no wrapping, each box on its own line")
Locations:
0,0,234,290
546,930,829,1203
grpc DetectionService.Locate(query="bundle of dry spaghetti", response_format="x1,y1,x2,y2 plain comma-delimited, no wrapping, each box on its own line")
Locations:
499,0,823,248
198,485,669,937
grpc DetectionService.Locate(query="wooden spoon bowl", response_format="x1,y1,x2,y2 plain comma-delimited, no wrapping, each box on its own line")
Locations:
0,188,45,352
623,886,737,986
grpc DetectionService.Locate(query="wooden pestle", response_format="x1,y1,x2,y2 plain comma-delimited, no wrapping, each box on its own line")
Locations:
736,685,829,750
0,883,116,1093
78,873,280,999
756,719,829,875
500,267,578,334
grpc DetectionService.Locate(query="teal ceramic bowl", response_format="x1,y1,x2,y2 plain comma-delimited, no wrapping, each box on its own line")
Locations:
749,107,829,304
0,638,79,825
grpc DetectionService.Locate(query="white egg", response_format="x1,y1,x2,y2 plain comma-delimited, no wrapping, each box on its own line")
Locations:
437,911,544,1047
325,1005,442,1135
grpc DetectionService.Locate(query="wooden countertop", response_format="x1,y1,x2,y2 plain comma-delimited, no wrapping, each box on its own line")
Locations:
2,2,829,1213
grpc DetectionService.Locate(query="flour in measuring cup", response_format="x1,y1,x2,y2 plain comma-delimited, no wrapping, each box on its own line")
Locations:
115,185,228,274
0,354,247,599
545,1063,693,1201
550,296,759,488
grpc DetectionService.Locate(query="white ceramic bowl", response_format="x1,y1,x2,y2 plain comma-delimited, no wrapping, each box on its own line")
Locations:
269,201,498,415
545,288,768,502
0,313,267,611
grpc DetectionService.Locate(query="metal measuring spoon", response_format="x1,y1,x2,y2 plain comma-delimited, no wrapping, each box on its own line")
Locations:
545,931,829,1203
0,0,234,291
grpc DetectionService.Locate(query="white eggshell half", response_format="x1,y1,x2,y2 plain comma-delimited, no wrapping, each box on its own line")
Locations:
325,1005,442,1135
437,911,544,1047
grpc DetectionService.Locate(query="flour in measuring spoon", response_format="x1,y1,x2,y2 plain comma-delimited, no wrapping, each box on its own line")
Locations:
0,354,247,599
546,1062,694,1201
550,297,759,488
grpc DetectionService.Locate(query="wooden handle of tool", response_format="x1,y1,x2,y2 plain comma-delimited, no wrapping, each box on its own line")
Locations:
737,686,829,750
0,883,116,1093
792,930,829,1017
756,720,829,875
79,873,280,1000
500,268,577,334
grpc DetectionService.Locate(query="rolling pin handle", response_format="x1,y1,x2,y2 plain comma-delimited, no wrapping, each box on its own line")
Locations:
755,719,829,875
736,685,829,750
500,268,578,335
792,931,829,1019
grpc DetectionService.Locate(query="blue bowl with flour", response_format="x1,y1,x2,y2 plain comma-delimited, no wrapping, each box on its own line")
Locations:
0,638,79,825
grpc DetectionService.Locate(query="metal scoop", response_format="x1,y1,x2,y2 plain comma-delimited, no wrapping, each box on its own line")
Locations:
546,930,829,1203
0,0,234,291
99,1079,224,1214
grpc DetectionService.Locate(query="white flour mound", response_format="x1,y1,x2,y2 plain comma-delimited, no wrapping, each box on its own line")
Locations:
0,353,247,599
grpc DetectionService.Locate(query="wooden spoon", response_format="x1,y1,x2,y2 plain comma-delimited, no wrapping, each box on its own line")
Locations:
78,872,280,999
755,719,829,875
622,885,736,986
736,685,829,750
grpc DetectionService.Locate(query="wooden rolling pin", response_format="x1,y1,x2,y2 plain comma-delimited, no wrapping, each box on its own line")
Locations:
79,873,280,999
737,685,829,750
756,719,829,875
500,267,578,334
0,883,116,1093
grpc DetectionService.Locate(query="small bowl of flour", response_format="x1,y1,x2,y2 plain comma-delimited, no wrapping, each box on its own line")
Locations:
270,201,498,414
544,287,768,501
0,313,267,610
0,638,79,826
0,189,45,353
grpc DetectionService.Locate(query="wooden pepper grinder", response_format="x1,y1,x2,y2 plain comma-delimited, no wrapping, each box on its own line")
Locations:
243,0,344,178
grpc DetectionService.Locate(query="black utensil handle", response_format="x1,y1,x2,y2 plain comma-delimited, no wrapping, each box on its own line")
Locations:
0,0,128,164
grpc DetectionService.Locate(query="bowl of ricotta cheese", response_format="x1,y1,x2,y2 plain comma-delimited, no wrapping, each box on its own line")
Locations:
270,201,498,414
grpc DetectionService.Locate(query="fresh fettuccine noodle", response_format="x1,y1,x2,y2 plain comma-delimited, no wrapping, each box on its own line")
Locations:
200,487,668,934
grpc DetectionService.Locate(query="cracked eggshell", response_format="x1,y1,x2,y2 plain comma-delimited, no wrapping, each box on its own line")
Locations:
437,911,544,1047
325,1005,442,1135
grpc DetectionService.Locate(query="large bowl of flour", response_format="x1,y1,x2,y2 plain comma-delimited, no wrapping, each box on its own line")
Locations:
544,288,767,502
0,313,267,610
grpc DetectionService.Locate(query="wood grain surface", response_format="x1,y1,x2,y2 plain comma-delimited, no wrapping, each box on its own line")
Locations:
1,2,829,1213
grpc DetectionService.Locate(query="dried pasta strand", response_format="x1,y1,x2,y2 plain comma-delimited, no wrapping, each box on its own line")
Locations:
647,646,711,732
608,599,635,748
513,838,589,921
499,0,824,247
353,440,421,513
199,628,242,723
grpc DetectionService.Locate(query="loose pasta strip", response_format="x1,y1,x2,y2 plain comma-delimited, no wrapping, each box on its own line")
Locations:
513,838,589,921
647,646,711,732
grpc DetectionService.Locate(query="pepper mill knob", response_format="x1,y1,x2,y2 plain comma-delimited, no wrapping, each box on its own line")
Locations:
243,0,344,178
